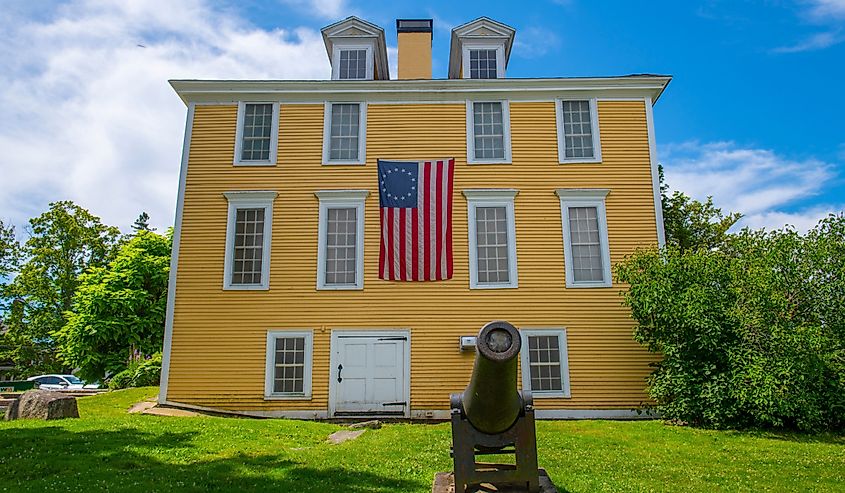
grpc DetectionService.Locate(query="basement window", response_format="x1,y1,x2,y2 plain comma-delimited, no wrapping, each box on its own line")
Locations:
265,330,313,399
520,329,571,398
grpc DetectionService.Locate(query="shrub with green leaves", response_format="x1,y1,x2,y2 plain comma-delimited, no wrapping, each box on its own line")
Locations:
616,214,845,432
108,353,162,390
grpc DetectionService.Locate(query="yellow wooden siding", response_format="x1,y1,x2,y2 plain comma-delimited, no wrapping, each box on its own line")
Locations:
167,100,658,411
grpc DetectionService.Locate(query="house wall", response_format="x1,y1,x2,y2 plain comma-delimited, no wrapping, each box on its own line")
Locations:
165,99,659,412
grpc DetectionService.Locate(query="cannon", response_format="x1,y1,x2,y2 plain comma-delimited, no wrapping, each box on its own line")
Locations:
450,321,540,493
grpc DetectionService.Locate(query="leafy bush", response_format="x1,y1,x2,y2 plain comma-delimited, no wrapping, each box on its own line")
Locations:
108,353,162,390
616,214,845,432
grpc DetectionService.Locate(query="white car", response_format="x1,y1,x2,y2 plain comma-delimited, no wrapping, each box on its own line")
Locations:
27,374,100,390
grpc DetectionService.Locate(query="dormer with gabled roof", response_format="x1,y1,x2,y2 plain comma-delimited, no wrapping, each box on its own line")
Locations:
448,17,516,79
321,16,390,81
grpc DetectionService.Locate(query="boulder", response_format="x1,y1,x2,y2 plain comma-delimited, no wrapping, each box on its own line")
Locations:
3,389,79,421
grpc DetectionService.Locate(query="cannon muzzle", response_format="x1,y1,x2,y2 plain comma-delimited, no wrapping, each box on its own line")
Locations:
460,320,523,435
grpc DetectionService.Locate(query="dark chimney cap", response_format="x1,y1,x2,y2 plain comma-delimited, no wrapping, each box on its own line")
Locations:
397,19,433,36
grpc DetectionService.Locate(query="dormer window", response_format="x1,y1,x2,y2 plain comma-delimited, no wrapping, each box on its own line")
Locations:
321,16,390,81
468,49,498,79
338,49,368,79
449,17,515,80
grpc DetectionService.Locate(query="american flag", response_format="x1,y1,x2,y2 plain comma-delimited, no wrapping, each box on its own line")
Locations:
378,158,455,281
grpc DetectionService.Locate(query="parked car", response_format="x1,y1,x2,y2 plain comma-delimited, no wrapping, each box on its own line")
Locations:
26,374,100,390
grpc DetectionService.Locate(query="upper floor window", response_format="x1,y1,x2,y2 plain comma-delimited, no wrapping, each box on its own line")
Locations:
264,330,313,399
463,189,519,289
460,43,506,79
520,329,571,398
223,191,277,290
234,102,279,165
469,49,498,79
323,102,367,165
556,99,601,163
339,49,368,79
556,189,612,288
331,44,374,80
315,190,368,290
466,101,511,164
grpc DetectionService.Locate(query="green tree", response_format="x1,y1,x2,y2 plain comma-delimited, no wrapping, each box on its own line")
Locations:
616,214,845,431
0,219,19,280
56,230,171,381
659,165,741,252
1,202,120,375
131,212,154,233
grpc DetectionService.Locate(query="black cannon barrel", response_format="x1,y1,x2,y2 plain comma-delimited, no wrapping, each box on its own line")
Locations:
461,321,523,435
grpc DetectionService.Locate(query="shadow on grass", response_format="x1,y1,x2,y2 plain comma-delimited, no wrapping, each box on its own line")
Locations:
0,426,425,492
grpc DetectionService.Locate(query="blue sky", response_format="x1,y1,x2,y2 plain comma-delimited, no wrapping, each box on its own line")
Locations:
1,0,843,233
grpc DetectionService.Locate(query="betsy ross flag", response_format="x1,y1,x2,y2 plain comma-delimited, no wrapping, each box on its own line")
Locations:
378,158,455,281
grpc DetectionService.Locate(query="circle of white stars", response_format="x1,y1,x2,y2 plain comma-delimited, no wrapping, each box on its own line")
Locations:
381,166,417,199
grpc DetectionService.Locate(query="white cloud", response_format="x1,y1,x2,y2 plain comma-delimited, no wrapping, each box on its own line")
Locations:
772,28,844,52
278,0,348,18
660,141,842,232
0,0,330,233
513,26,561,59
806,0,845,19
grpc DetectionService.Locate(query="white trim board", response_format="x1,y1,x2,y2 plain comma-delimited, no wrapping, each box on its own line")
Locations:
645,97,666,247
158,102,195,405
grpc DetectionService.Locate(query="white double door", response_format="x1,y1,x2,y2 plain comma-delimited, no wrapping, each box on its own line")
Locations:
332,332,409,416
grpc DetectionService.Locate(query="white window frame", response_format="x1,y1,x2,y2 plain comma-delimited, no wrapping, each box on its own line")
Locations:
315,190,369,290
466,100,512,165
556,189,612,288
520,328,571,399
233,101,279,166
555,98,602,164
463,189,519,289
322,102,367,165
222,191,277,290
331,43,374,80
462,41,506,79
264,329,313,400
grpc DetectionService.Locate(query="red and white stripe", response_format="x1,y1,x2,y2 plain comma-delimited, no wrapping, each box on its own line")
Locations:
379,158,454,281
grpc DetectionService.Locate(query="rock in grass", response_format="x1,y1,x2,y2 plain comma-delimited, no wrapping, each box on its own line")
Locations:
348,419,381,430
327,430,365,444
4,390,79,421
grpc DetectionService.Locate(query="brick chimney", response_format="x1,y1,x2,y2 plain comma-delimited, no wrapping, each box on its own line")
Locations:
396,19,433,79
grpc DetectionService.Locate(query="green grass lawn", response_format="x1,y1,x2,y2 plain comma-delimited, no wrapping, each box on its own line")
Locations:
1,388,843,492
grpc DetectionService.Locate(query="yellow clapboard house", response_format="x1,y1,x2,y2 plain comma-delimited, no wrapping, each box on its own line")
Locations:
159,16,671,419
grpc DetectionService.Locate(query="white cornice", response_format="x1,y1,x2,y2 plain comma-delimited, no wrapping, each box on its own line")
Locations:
170,76,671,105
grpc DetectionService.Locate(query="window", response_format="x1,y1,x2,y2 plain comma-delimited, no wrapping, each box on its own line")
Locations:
323,102,367,165
556,189,612,288
464,189,518,289
468,49,498,79
315,190,368,290
556,98,601,163
461,43,505,79
339,49,368,79
520,329,571,398
466,100,511,164
234,102,279,165
331,44,373,80
265,330,313,399
223,191,277,290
